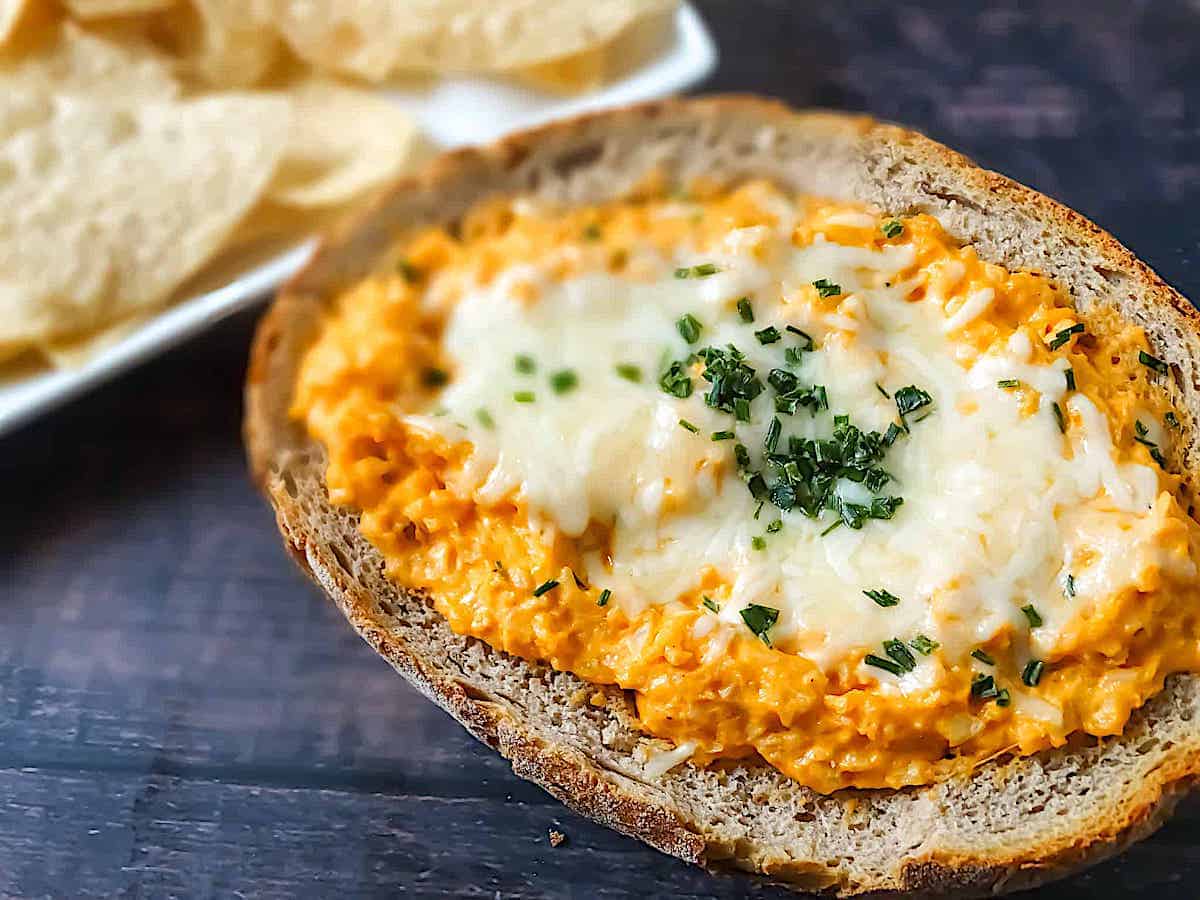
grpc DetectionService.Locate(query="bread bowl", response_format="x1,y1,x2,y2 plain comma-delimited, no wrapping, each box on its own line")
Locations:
246,96,1200,895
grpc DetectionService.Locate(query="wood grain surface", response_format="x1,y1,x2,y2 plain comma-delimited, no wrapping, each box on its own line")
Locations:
3,2,1199,897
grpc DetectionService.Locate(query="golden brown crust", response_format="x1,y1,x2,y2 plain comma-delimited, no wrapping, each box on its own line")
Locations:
245,96,1200,896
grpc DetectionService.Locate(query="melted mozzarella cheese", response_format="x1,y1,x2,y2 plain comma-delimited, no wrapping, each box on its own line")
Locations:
420,221,1168,675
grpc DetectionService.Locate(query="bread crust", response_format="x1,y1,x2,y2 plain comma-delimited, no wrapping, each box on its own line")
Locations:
245,96,1200,896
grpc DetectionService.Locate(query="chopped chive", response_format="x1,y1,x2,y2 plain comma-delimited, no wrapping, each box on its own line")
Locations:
572,570,588,590
597,588,611,607
971,648,995,665
675,262,719,279
764,417,782,453
737,297,754,323
550,369,578,394
677,313,703,344
1139,350,1168,375
422,367,449,388
1135,419,1149,438
895,385,933,418
739,603,779,645
513,390,535,403
475,408,495,429
751,535,767,551
1151,446,1167,468
733,397,752,422
702,596,720,613
615,363,642,383
766,519,783,534
1022,659,1045,687
659,361,693,398
883,638,917,672
910,634,939,655
863,588,900,608
1048,323,1085,351
1065,368,1076,391
820,519,843,537
1165,411,1180,429
812,278,842,298
784,347,804,366
875,383,891,399
1065,573,1076,598
865,653,904,676
755,326,782,345
1052,402,1067,433
881,220,904,239
996,688,1012,707
785,325,815,350
514,354,536,374
678,418,699,434
1021,604,1043,627
970,673,1000,700
532,579,559,597
753,500,764,520
711,430,735,441
997,379,1020,389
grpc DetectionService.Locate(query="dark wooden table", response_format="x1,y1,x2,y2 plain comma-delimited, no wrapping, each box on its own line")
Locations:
3,2,1199,897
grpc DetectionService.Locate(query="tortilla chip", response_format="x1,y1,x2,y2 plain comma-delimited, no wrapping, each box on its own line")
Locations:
0,21,179,98
152,0,280,88
63,0,176,18
262,0,678,82
268,78,425,207
0,90,290,347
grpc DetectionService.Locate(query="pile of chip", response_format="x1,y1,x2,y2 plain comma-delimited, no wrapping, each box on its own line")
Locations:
0,0,674,367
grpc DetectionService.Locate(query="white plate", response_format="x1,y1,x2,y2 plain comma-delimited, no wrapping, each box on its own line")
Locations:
0,4,716,437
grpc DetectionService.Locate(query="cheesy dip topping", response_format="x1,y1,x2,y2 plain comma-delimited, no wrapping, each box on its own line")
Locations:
293,182,1200,792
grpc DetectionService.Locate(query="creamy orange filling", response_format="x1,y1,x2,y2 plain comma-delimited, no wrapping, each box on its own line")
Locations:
292,183,1200,792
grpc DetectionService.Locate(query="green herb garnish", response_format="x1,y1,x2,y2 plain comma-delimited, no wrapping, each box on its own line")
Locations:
785,325,815,351
882,220,904,239
711,430,735,441
1048,323,1085,351
1165,411,1180,429
1021,604,1043,627
883,638,917,672
764,417,782,453
675,262,719,279
895,385,933,419
910,634,939,655
677,313,703,344
1065,368,1076,391
615,363,642,383
1139,350,1168,375
812,278,842,298
739,603,779,644
550,369,578,394
1022,659,1045,687
970,673,1000,700
766,519,783,534
1052,402,1067,433
875,383,891,399
678,418,699,434
532,580,559,597
971,649,995,666
423,367,449,387
597,588,611,607
475,408,495,429
997,379,1020,389
659,360,693,398
864,588,900,608
513,390,535,403
865,653,904,676
755,326,782,345
751,535,766,551
1065,573,1076,598
702,596,720,613
737,297,754,323
514,354,536,374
